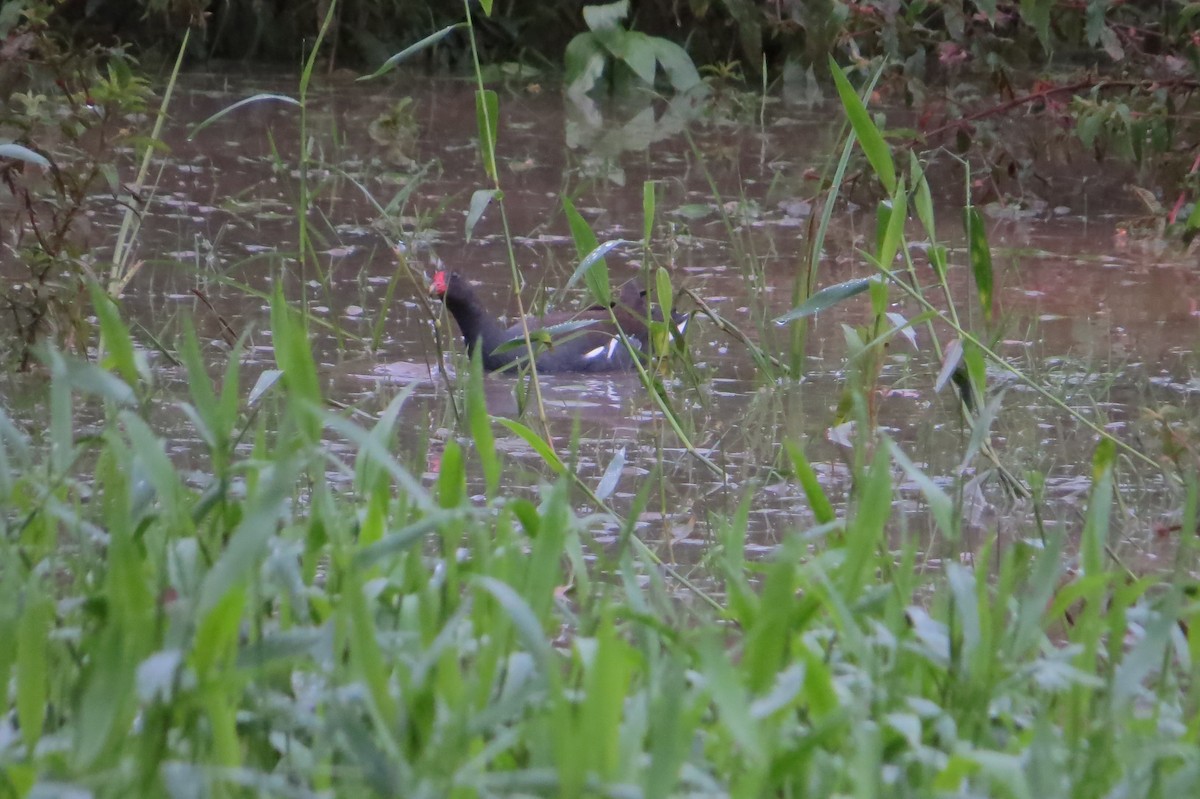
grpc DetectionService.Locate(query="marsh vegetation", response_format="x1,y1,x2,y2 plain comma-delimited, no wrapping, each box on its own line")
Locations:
2,1,1200,796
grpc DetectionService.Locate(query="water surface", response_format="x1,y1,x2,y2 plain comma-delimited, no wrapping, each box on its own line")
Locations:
4,69,1196,574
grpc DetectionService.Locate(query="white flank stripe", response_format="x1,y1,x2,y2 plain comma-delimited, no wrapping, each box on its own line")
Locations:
606,338,618,359
583,345,606,360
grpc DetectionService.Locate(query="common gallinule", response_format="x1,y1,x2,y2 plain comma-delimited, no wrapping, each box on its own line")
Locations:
429,270,687,373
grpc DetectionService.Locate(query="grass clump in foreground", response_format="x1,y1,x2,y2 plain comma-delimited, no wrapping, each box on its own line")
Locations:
0,291,1195,799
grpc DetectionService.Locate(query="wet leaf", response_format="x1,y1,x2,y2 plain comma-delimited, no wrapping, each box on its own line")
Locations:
476,90,500,182
564,35,607,95
438,439,465,509
247,369,283,405
136,650,183,703
196,453,297,619
699,636,763,761
495,418,564,474
829,57,895,193
44,347,136,410
928,244,948,280
0,142,49,168
869,270,889,315
1021,0,1053,50
946,563,981,667
509,498,540,537
474,576,555,677
583,0,629,32
934,338,963,395
642,180,657,243
595,447,625,500
89,284,139,390
890,439,955,540
323,412,432,510
750,663,805,720
188,93,299,140
773,278,872,325
885,312,918,348
340,565,399,728
1111,597,1175,708
359,23,466,80
645,659,692,799
270,288,322,441
492,319,599,357
466,189,500,241
671,203,712,220
571,240,628,304
236,630,325,670
878,181,907,269
785,440,835,524
651,38,701,91
655,267,673,328
17,591,52,750
910,152,936,241
177,319,218,445
964,207,994,320
842,449,892,600
1082,439,1116,576
1098,25,1125,61
622,32,658,85
354,512,455,568
467,349,500,497
0,409,28,504
563,196,617,304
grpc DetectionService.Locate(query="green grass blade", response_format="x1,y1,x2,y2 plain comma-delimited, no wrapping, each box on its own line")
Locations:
467,350,500,497
90,284,140,390
877,180,907,271
1082,440,1116,577
645,657,692,798
595,447,625,501
466,188,500,241
474,576,555,678
359,23,467,80
0,143,49,168
785,440,835,524
437,439,466,509
910,151,936,240
563,197,617,304
495,418,565,474
642,180,657,244
887,438,955,540
841,448,892,600
17,590,52,753
196,452,298,619
964,207,995,321
270,285,322,441
774,278,873,325
476,89,499,182
654,267,674,332
187,93,299,140
828,56,895,193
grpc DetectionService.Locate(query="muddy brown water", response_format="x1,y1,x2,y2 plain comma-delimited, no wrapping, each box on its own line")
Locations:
3,70,1198,574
